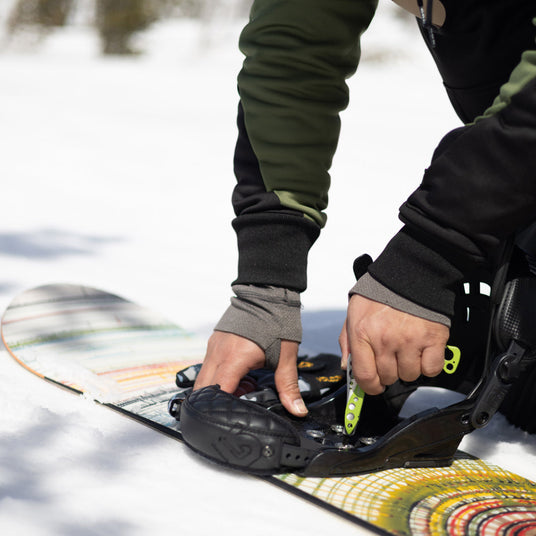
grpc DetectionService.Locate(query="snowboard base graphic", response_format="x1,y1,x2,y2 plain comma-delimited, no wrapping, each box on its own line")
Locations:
2,284,536,535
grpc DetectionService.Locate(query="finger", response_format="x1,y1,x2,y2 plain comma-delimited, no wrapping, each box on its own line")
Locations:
375,351,400,387
193,337,219,390
339,319,349,369
194,356,243,394
350,338,384,395
194,332,264,393
421,344,446,377
192,365,213,391
233,376,258,397
395,348,422,383
274,340,308,416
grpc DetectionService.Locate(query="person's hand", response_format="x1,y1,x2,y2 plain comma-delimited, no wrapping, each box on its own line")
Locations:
193,331,308,417
339,294,449,395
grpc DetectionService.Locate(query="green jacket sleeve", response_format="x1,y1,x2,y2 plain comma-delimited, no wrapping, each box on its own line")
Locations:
232,0,377,291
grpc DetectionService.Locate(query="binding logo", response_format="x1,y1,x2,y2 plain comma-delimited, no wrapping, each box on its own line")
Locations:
316,375,343,383
213,433,262,465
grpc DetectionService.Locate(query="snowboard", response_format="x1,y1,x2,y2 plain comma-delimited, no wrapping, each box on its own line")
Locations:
2,283,536,536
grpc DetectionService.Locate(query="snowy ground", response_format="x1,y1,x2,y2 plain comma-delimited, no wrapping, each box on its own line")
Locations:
0,2,534,534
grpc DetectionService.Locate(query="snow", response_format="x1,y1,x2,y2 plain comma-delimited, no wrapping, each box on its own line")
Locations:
0,2,534,534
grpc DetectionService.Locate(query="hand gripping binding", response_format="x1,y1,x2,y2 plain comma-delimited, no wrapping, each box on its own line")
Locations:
301,273,536,477
177,272,536,476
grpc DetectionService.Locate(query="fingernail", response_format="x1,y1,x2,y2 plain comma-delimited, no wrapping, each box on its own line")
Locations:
293,398,308,415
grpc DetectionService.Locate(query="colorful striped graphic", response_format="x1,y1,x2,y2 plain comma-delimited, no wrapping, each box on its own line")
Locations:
280,460,536,535
2,284,536,535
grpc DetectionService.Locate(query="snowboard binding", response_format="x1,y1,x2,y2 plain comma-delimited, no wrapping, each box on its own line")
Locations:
171,245,536,477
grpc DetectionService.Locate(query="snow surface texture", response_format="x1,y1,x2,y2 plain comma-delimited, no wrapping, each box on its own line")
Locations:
0,2,534,534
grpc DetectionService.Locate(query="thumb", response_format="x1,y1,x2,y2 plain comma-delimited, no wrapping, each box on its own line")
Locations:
274,340,308,417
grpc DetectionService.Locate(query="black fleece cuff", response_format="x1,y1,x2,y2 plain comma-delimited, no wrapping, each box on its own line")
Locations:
367,227,464,319
232,212,320,292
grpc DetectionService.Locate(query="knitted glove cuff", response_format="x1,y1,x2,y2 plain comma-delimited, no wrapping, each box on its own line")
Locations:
350,273,451,328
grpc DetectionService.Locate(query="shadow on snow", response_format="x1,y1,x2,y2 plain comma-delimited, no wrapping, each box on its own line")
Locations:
0,229,123,260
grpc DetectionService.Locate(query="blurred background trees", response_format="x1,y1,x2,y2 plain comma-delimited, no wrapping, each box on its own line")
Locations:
8,0,74,29
3,0,250,54
94,0,156,54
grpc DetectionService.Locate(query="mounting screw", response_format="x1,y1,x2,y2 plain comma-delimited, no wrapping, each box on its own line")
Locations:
306,429,325,439
476,412,489,426
262,445,274,457
330,424,345,435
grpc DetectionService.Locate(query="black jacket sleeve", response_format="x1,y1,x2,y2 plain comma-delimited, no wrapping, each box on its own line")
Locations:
369,45,536,318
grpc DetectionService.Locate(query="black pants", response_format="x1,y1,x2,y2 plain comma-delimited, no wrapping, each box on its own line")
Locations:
418,0,536,123
416,0,536,432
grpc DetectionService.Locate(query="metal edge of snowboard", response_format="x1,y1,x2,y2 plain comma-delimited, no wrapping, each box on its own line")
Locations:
1,328,85,396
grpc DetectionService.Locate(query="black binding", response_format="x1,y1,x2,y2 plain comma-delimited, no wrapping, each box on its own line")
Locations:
175,243,536,477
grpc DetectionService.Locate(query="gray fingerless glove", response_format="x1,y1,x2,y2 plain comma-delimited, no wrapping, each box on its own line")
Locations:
350,273,451,328
214,285,302,369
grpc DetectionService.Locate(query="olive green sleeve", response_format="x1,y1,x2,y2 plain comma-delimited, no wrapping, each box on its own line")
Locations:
237,0,378,227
